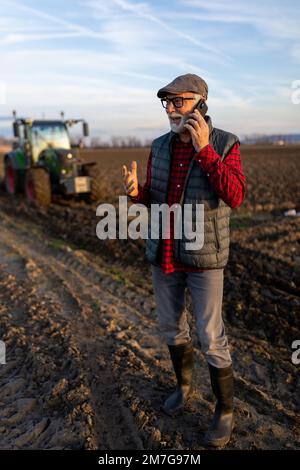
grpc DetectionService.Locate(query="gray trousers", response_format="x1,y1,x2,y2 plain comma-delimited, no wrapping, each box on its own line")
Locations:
151,265,232,369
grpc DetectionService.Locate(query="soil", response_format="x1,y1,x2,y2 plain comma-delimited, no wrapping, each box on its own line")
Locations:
0,145,299,449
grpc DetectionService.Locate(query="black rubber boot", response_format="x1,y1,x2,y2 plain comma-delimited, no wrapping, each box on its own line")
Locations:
204,363,234,448
163,340,194,416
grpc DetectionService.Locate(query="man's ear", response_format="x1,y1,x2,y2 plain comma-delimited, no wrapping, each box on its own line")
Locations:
195,95,206,106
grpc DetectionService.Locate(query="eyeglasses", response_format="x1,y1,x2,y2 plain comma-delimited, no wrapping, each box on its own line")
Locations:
161,97,196,109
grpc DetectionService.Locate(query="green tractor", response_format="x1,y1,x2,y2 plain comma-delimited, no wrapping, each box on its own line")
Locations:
4,111,102,205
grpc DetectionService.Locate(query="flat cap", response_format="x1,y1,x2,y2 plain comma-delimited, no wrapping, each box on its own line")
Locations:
157,73,208,99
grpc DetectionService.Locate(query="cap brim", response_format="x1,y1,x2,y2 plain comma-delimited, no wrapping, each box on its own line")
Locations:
157,86,182,98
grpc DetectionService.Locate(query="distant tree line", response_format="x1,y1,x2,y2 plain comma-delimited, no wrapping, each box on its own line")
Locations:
242,133,300,145
90,136,152,148
2,133,300,148
0,135,153,149
0,136,12,146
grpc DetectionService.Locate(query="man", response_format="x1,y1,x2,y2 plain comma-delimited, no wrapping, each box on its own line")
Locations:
122,74,246,447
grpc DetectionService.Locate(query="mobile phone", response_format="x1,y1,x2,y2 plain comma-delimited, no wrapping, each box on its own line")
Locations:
194,99,208,117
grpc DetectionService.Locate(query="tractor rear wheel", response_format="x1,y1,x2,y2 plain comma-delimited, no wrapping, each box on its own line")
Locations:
4,159,20,195
83,164,103,203
25,168,51,206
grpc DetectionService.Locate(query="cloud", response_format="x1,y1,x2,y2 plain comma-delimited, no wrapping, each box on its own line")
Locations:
180,0,300,40
88,0,231,64
0,32,85,45
291,45,300,62
0,48,165,86
0,0,108,41
0,0,297,137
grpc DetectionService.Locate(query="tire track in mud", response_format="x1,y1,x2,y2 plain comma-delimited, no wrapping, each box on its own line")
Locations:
0,191,299,345
0,209,299,449
0,212,182,449
0,218,146,449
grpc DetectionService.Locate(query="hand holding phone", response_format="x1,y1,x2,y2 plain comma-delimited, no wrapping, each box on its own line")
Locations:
184,99,209,152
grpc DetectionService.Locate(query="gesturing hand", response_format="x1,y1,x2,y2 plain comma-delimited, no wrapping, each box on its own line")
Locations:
122,161,139,197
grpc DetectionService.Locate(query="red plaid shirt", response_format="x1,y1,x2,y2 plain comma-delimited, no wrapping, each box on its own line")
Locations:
130,135,246,274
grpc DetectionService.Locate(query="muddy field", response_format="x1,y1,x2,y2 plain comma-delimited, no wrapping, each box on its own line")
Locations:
0,145,299,450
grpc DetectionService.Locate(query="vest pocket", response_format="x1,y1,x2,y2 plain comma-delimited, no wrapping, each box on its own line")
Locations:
213,216,221,252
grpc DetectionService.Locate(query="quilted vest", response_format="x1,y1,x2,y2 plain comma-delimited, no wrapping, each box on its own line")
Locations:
145,115,239,269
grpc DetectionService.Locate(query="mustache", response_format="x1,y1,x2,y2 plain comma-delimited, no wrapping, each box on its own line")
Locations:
168,113,183,119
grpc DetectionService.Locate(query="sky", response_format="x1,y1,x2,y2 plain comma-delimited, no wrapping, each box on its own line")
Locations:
0,0,299,141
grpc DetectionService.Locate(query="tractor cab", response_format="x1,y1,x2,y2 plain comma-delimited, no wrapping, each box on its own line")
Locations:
12,116,89,164
4,111,102,205
30,120,71,162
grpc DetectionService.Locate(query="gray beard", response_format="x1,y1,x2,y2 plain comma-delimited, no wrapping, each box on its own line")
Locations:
168,114,188,133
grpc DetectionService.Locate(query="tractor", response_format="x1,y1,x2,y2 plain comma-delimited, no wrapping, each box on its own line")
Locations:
4,111,102,205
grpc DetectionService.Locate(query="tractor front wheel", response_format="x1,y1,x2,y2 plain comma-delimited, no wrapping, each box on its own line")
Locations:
25,168,51,206
83,164,103,203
